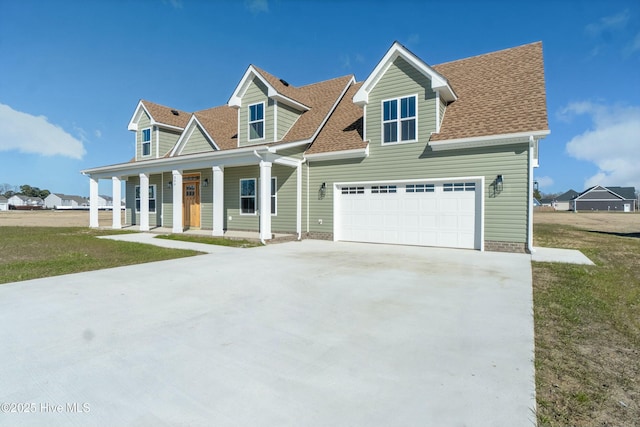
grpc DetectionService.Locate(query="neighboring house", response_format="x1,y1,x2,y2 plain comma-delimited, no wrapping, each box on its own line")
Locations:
8,195,44,209
0,196,8,211
539,198,553,207
553,189,579,211
570,185,637,212
44,193,89,209
533,198,541,207
97,195,114,207
82,41,549,253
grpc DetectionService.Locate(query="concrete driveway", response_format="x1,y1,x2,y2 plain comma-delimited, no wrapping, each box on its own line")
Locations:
0,240,535,427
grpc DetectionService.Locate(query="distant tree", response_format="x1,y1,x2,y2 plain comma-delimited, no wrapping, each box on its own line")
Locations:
533,188,542,200
0,183,16,197
17,184,50,199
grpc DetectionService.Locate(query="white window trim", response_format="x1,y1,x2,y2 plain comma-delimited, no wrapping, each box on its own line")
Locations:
239,178,257,215
248,102,265,141
381,94,418,145
141,127,152,157
271,176,277,216
135,184,157,213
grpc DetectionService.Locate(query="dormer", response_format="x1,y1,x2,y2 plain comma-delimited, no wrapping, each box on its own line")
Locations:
128,100,190,161
353,42,456,146
228,66,309,147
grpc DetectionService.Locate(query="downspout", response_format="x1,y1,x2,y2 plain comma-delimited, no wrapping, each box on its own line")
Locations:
527,135,535,254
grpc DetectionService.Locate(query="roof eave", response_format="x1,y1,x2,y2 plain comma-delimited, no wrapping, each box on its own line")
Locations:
430,130,550,151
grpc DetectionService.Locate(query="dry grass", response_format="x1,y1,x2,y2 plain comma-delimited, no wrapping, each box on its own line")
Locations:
533,212,640,426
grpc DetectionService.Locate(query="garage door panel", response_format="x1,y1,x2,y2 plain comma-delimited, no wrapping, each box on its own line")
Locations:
338,181,479,249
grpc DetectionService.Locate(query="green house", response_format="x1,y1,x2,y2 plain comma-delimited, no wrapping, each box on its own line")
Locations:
82,41,549,252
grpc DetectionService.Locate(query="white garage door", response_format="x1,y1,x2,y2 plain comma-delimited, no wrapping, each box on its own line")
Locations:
336,181,480,249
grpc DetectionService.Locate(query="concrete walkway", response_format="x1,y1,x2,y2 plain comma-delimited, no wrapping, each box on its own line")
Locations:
0,240,535,427
531,246,595,265
97,233,242,254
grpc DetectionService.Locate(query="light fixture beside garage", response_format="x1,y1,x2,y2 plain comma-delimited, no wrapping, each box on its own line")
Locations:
319,182,326,199
203,178,209,187
496,175,504,193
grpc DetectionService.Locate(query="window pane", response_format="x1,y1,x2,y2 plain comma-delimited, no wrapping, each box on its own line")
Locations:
241,179,255,196
149,200,156,211
241,197,255,214
250,122,263,139
401,97,415,118
149,186,155,198
135,187,140,198
383,100,397,121
384,122,397,143
135,200,140,211
401,119,416,140
142,129,151,142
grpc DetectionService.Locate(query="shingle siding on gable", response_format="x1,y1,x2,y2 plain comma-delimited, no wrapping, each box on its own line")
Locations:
181,126,214,155
159,129,181,157
366,56,437,147
277,102,301,140
238,79,274,147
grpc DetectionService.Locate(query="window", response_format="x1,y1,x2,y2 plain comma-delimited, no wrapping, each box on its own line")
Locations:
341,186,364,194
141,128,151,156
443,182,476,192
271,177,277,215
240,178,256,214
406,184,434,193
371,185,397,194
135,185,156,212
249,103,264,140
382,96,416,143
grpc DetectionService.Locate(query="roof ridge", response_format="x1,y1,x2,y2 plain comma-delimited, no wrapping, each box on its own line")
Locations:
141,99,192,115
433,41,542,67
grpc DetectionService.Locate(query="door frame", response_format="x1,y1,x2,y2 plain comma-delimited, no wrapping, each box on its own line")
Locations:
182,173,201,228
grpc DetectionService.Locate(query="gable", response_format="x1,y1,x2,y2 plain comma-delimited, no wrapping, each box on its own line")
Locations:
577,186,625,201
179,123,217,156
238,78,275,147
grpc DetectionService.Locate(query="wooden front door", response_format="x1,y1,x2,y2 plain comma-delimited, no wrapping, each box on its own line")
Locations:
183,180,200,228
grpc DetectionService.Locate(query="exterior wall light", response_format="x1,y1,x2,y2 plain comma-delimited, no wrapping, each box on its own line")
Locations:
319,182,326,198
496,175,504,192
167,182,172,189
203,178,209,187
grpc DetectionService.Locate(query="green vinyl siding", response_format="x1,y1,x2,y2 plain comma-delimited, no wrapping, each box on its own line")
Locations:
125,174,163,227
162,172,173,227
159,129,181,157
238,79,274,147
136,112,153,161
271,164,297,232
224,166,259,230
277,102,301,140
197,168,213,229
223,165,299,233
307,143,530,244
181,126,215,155
366,56,437,147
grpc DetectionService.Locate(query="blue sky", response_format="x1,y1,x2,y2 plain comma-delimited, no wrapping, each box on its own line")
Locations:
1,0,639,197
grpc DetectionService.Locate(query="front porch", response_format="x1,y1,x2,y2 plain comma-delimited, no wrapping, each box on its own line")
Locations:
103,225,298,244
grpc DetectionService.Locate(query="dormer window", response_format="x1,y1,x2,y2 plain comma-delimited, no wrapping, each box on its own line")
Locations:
142,128,151,156
249,102,264,140
382,95,416,143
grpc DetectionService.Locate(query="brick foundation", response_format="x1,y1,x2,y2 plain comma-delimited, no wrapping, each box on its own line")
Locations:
303,232,334,241
484,241,529,254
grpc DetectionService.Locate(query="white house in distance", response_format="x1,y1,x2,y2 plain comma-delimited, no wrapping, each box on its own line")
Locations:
8,195,44,208
44,193,89,209
0,196,8,211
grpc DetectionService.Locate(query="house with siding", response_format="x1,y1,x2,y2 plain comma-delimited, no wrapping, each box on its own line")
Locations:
570,185,637,212
0,196,8,211
8,195,44,209
45,193,89,209
82,41,549,252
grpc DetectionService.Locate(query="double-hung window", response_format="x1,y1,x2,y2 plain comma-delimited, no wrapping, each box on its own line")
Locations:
240,178,256,214
382,95,416,143
141,128,151,156
135,185,156,212
249,103,264,140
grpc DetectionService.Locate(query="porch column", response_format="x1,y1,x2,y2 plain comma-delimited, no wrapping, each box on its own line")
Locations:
139,173,150,231
212,166,224,237
259,160,272,241
111,176,122,229
172,170,183,233
296,163,302,239
89,176,99,228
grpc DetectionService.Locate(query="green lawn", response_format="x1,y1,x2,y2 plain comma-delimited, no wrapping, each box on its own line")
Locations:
533,223,640,426
0,227,200,284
